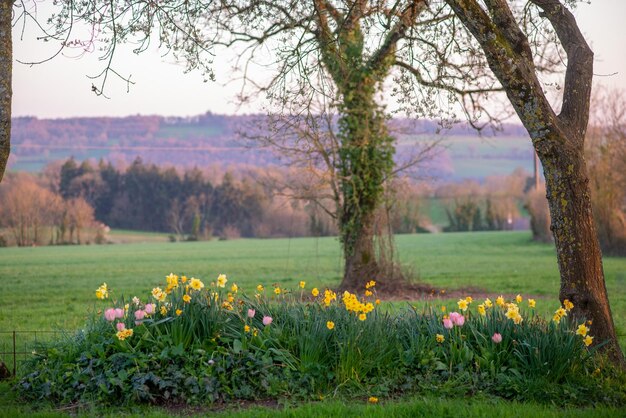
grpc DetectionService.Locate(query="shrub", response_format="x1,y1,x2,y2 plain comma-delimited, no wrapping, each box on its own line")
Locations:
16,277,626,407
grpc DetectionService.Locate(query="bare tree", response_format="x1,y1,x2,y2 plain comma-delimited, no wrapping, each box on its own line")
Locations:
66,197,96,244
0,173,63,245
586,89,626,255
444,0,623,364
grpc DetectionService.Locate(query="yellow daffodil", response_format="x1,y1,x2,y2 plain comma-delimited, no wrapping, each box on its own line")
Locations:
564,299,574,311
299,281,306,289
256,284,264,292
436,334,445,343
188,277,205,291
216,274,227,288
477,304,486,316
365,290,373,297
359,313,367,321
244,325,250,333
441,305,446,312
484,298,493,308
516,294,523,303
365,280,376,289
496,295,505,307
181,275,188,283
312,288,319,297
231,283,238,293
183,294,191,303
506,309,518,320
326,321,335,330
584,335,593,347
375,299,381,305
457,299,468,311
368,396,379,403
576,323,589,337
160,306,168,315
116,328,133,341
175,309,182,316
152,287,166,302
274,287,282,295
166,273,179,289
465,296,473,303
95,283,108,299
528,299,536,308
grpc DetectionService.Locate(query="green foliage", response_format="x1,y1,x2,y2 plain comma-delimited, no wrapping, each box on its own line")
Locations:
14,280,626,407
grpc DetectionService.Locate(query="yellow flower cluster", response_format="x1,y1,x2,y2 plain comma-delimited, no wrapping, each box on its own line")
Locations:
365,280,376,289
152,287,167,302
323,289,337,307
342,291,374,318
576,322,594,347
95,283,109,300
165,273,179,293
116,328,133,341
553,307,568,324
505,303,523,324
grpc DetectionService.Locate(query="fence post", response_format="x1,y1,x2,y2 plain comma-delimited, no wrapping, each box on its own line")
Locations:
12,330,16,377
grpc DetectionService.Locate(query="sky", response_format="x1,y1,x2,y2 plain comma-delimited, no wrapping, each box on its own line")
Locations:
11,0,626,119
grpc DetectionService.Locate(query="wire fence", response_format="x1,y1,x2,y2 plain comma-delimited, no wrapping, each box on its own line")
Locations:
0,331,62,378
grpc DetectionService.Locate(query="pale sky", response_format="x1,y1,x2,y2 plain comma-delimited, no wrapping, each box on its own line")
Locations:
11,0,626,119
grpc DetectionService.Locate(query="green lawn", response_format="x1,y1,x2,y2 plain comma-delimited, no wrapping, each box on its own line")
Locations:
1,230,625,415
1,382,624,418
1,230,624,332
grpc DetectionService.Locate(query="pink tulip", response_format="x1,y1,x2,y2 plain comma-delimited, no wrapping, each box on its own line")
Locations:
443,318,453,329
492,333,502,344
262,316,273,326
114,308,125,319
144,303,156,315
134,310,146,320
247,309,256,318
450,312,465,327
104,308,116,322
116,322,126,331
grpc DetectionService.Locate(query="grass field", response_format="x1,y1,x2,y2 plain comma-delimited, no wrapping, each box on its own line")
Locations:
1,230,624,337
1,383,624,418
1,230,625,415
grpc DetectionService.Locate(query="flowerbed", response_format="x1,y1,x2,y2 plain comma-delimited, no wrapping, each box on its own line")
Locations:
17,274,626,406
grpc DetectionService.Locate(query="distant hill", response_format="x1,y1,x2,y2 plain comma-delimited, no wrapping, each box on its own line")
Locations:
9,113,535,180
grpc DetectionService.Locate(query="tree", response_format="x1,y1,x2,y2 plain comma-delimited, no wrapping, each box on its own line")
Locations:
0,0,12,182
586,90,626,255
445,0,623,364
0,173,63,246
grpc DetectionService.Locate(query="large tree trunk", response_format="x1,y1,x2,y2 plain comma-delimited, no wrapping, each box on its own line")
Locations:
446,0,624,365
341,211,378,291
0,0,12,183
541,141,623,363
